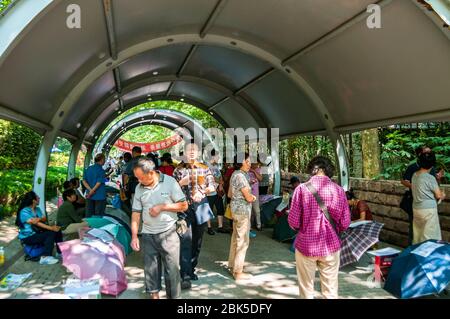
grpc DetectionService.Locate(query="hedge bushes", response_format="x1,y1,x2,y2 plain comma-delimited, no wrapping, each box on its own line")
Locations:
0,120,42,170
0,166,81,220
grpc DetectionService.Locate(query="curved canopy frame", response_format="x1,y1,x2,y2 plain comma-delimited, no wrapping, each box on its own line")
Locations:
94,108,219,157
1,0,450,212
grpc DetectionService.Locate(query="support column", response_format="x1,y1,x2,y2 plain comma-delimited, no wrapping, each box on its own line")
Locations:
33,131,57,217
269,128,281,196
330,133,349,191
84,146,93,171
271,142,281,196
67,140,82,180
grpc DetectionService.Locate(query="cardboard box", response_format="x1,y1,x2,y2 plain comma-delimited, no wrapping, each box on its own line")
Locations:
368,248,401,285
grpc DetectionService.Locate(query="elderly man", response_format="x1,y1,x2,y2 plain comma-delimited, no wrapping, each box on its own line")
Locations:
173,141,216,289
82,153,107,217
130,158,188,299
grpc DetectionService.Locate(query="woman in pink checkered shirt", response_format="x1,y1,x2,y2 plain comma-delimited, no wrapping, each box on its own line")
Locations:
288,156,350,299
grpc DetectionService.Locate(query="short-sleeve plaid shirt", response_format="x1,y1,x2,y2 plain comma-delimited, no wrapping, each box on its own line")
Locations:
288,175,351,257
173,161,216,204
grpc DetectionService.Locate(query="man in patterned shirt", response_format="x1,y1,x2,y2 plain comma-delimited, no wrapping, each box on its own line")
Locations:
173,141,216,289
288,156,350,299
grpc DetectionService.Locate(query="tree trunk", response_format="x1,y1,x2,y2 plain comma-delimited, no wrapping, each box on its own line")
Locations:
361,128,381,179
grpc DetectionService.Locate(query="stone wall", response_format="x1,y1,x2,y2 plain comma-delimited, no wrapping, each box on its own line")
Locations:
281,171,450,247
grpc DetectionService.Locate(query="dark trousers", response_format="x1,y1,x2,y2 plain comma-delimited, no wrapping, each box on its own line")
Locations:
86,199,106,217
179,203,207,280
207,194,225,216
22,230,63,256
142,226,181,299
408,212,414,246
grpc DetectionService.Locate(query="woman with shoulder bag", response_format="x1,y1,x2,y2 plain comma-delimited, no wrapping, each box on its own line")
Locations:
227,153,256,280
288,156,350,299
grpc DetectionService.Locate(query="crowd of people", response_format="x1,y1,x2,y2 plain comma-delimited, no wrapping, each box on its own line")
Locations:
13,141,446,298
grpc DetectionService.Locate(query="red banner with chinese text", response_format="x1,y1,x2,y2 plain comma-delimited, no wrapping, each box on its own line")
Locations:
114,135,182,153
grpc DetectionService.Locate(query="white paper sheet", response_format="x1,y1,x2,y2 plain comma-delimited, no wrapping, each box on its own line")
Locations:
349,220,372,228
411,241,444,258
367,247,401,257
86,228,114,243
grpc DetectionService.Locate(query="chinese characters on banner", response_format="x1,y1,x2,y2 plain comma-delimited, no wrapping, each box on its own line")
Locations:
114,135,182,153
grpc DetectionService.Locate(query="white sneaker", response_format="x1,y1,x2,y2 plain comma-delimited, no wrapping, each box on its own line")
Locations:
39,256,59,265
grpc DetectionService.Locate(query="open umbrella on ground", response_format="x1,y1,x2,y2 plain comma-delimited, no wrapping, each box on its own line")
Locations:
58,233,127,296
260,196,283,226
273,214,297,242
84,217,132,255
340,221,384,268
104,207,131,234
384,239,450,299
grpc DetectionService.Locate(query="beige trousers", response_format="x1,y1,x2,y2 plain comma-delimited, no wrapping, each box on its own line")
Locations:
62,221,89,236
413,207,442,244
295,249,340,299
228,213,251,273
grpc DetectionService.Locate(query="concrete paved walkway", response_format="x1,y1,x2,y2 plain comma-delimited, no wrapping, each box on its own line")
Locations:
1,204,397,299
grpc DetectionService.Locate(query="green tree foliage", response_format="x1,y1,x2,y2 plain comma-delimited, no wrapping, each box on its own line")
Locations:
101,100,221,141
0,0,13,13
0,120,42,170
121,125,172,143
0,166,81,219
279,136,335,173
378,124,450,182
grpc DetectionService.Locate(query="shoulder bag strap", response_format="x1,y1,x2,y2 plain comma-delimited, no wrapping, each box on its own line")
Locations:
305,182,339,236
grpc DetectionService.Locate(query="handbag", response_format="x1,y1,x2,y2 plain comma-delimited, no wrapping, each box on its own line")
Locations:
305,182,346,240
194,201,215,225
224,204,233,220
176,218,188,236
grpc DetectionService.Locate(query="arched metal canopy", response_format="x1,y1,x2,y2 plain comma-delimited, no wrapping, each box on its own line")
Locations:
1,0,450,211
94,108,219,156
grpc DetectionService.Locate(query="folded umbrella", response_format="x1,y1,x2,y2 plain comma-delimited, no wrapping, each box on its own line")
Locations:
58,237,127,296
384,240,450,299
340,221,384,267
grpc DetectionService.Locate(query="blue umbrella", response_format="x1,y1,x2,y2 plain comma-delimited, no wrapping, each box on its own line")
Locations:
260,196,282,226
384,240,450,299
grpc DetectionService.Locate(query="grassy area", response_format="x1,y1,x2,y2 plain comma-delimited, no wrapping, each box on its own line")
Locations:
0,166,82,219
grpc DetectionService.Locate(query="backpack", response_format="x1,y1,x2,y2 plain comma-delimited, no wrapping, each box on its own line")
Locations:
23,244,46,262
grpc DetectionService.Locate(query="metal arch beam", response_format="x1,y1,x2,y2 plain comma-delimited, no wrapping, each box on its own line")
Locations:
281,0,392,66
94,108,212,153
102,121,185,155
21,33,347,198
176,45,198,76
102,0,118,60
0,0,55,67
79,74,267,140
86,94,227,146
0,103,52,132
200,0,229,38
97,111,219,159
80,76,231,140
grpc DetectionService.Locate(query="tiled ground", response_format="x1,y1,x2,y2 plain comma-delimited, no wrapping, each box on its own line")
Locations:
1,223,396,299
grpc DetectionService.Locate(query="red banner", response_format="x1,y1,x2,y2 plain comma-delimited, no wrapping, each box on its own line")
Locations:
114,135,182,153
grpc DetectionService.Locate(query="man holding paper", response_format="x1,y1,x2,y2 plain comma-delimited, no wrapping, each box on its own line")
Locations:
130,158,188,299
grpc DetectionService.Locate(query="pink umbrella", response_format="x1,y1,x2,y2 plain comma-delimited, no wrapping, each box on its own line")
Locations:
58,230,127,296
